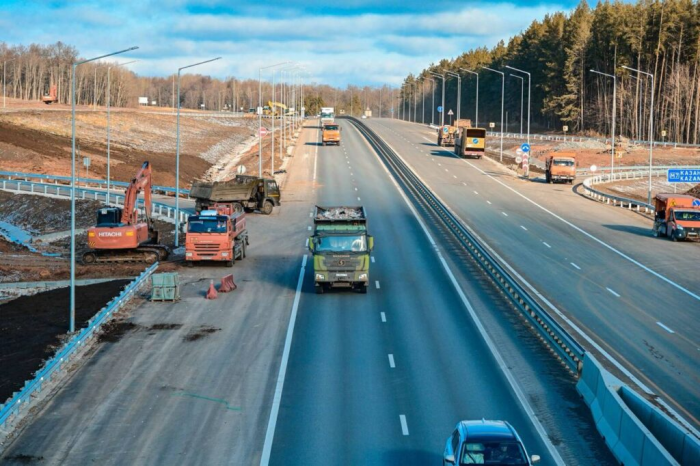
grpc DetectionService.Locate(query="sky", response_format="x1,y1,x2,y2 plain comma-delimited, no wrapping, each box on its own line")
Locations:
0,0,580,87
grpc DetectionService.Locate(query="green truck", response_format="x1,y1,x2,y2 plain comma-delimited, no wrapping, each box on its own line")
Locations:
308,206,374,294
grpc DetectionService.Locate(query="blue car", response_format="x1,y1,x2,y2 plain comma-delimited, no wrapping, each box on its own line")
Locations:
443,420,541,465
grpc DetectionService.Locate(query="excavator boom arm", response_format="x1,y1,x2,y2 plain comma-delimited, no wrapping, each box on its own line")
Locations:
120,161,152,225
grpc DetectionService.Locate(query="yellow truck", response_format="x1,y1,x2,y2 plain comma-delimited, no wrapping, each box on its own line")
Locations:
322,123,341,146
454,127,486,158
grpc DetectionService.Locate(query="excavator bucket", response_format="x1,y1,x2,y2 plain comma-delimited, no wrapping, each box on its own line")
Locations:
205,279,218,300
219,274,237,292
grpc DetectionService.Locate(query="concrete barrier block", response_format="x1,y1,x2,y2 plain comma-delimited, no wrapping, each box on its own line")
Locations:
648,409,685,461
641,435,678,466
598,388,623,449
620,387,653,425
576,354,601,406
616,406,646,464
681,433,700,465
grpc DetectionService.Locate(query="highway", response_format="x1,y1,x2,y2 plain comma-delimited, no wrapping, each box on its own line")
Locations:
0,121,616,465
364,117,700,431
265,120,613,465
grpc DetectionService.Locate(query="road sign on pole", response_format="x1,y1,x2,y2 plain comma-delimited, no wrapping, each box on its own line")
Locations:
447,109,454,116
259,127,269,137
521,143,531,153
437,106,443,113
667,169,700,183
489,122,495,128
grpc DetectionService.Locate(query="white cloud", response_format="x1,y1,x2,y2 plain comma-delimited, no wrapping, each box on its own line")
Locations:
1,1,566,86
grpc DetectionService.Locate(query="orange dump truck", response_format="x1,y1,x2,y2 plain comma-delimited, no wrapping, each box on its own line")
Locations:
185,203,249,266
545,152,577,184
652,194,700,241
322,123,341,146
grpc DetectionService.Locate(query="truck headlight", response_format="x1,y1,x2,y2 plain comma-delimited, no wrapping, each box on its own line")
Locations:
316,274,325,280
185,252,193,257
221,252,229,257
359,273,368,280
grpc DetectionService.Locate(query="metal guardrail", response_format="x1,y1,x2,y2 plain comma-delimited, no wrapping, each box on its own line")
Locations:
0,170,190,197
349,116,585,374
0,263,158,429
579,169,676,213
0,178,191,224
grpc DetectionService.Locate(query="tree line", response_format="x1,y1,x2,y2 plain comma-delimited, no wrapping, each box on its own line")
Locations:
400,0,700,144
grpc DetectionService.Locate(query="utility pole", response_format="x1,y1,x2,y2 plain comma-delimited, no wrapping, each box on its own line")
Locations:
590,69,617,175
623,65,654,204
482,66,504,162
460,68,478,127
505,66,531,145
509,74,524,136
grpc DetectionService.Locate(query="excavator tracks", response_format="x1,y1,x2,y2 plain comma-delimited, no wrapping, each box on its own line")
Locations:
82,245,169,265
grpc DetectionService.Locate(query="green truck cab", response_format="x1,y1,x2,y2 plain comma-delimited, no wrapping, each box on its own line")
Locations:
308,206,373,294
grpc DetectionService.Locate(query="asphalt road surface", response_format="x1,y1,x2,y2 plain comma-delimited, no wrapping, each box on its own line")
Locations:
365,117,700,431
1,120,614,465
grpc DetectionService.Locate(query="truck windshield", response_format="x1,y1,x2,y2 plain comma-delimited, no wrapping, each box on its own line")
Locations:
324,125,339,131
553,159,575,166
674,210,700,221
316,235,367,252
188,217,227,233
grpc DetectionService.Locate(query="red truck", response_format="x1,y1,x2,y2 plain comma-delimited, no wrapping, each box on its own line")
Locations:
185,203,249,266
652,194,700,241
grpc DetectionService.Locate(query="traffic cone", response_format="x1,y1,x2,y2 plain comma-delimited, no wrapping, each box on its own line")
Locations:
205,280,218,299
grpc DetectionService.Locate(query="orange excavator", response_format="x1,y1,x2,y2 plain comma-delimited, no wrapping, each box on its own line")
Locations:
83,161,169,264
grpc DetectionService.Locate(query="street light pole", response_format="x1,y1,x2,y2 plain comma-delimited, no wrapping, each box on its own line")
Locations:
623,65,654,204
460,68,478,127
3,59,15,108
509,74,524,136
107,59,137,205
176,57,221,248
505,65,531,145
429,72,445,126
422,79,426,124
590,69,617,176
258,61,290,178
444,70,461,122
70,46,138,333
482,66,504,162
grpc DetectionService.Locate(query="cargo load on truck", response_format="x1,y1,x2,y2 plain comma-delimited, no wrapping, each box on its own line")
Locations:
545,152,577,184
454,127,486,159
437,119,472,147
308,206,374,294
185,203,249,266
320,107,335,125
190,175,280,215
652,194,700,241
322,123,341,146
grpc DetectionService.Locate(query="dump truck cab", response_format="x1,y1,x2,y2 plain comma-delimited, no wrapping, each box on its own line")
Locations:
653,194,700,241
545,152,577,184
185,205,248,266
322,123,341,146
309,206,373,294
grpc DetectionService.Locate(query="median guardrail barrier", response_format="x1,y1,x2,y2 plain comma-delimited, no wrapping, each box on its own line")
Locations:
0,263,158,430
579,169,677,214
350,116,699,465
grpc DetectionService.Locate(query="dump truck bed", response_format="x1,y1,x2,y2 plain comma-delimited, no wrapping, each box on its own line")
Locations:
190,177,258,202
314,206,366,222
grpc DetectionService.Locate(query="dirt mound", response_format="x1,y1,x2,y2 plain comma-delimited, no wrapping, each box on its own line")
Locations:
686,184,700,197
0,279,130,403
0,191,100,235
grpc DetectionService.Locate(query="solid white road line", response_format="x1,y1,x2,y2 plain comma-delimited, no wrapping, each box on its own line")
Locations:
570,262,581,270
380,312,387,322
543,242,552,248
260,255,307,466
656,322,676,334
375,280,380,289
520,226,528,231
399,415,409,436
606,287,620,297
388,354,395,368
363,136,565,465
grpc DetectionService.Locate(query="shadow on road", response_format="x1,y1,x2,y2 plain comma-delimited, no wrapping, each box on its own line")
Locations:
602,224,653,237
382,449,443,465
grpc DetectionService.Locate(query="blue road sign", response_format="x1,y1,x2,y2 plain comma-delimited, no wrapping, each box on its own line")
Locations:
472,138,479,144
437,106,443,113
667,169,700,183
694,199,700,207
521,143,531,153
443,126,449,133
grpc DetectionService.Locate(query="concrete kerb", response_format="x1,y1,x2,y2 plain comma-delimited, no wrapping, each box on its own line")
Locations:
0,263,158,440
577,353,698,465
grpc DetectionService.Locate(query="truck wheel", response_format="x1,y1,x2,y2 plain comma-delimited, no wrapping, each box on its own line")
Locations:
262,200,274,215
241,240,247,259
322,141,326,146
315,285,324,294
232,202,244,213
358,284,367,294
186,261,194,267
226,260,234,267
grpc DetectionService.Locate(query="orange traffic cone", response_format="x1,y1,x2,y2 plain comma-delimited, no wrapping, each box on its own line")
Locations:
205,280,218,299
